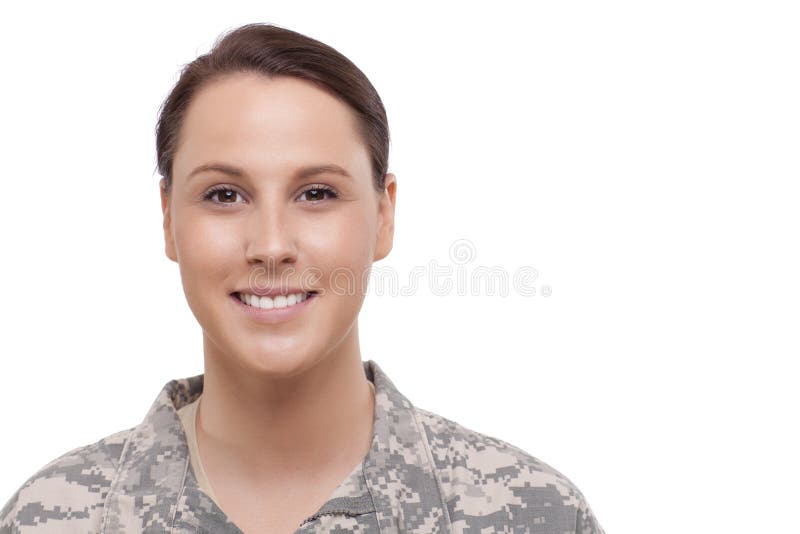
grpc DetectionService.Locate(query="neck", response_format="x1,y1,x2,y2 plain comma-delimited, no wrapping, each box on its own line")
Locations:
196,328,375,482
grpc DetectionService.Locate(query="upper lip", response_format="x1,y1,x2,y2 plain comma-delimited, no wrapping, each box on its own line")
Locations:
233,287,316,297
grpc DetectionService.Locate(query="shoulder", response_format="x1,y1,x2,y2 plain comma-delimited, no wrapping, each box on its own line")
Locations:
413,407,604,534
0,427,134,533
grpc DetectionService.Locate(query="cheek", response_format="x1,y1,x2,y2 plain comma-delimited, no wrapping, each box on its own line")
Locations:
174,213,240,284
308,210,376,288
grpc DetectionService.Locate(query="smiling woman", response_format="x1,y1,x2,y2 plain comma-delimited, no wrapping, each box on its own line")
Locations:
1,22,603,534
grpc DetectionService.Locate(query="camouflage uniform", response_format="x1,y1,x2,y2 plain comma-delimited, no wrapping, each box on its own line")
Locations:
1,360,604,533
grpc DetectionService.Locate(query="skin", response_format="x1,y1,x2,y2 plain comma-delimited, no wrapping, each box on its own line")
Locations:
159,72,396,533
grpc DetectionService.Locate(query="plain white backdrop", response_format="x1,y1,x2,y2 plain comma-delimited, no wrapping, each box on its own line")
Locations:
1,1,798,532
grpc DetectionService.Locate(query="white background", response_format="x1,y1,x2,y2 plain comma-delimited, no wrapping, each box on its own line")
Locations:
1,2,798,532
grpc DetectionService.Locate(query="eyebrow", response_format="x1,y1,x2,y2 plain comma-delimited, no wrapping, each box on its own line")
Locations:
187,162,352,181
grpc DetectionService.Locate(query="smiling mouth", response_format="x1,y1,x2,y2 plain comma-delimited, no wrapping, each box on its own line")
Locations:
231,291,318,310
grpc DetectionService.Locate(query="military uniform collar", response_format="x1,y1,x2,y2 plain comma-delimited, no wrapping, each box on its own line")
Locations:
101,360,451,533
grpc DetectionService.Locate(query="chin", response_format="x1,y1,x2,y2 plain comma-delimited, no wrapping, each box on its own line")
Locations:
234,338,322,378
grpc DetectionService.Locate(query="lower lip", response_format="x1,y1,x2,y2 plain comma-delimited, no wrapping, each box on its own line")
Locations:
229,292,318,324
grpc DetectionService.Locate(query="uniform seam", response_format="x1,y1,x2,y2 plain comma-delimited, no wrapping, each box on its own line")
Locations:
100,428,135,533
170,455,191,533
410,408,453,532
99,441,120,471
98,428,133,471
362,454,383,534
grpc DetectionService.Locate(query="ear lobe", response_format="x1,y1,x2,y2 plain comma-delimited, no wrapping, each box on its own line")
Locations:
374,173,397,262
159,178,178,263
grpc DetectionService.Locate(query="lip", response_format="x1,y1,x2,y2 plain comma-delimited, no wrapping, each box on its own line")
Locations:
229,291,318,324
233,287,312,297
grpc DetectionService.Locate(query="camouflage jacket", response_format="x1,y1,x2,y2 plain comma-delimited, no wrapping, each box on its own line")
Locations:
1,360,604,533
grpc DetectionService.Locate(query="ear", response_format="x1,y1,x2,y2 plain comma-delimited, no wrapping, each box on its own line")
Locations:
374,173,397,262
160,178,178,263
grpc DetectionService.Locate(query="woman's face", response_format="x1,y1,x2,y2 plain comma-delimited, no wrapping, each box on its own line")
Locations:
160,72,396,378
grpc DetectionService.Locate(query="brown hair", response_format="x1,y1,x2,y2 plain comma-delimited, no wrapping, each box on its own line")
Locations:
155,23,390,194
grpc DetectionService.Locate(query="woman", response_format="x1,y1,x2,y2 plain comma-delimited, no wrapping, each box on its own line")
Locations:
1,23,604,534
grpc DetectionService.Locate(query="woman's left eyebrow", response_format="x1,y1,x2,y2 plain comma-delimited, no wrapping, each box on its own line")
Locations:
296,163,352,180
187,162,352,181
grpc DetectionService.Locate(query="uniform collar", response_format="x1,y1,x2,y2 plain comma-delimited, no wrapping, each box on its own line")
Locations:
101,360,451,533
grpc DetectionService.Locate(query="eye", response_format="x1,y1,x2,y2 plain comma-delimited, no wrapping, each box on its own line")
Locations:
297,184,339,203
203,185,244,205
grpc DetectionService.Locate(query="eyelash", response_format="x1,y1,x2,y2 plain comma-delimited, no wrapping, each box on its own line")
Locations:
202,184,340,206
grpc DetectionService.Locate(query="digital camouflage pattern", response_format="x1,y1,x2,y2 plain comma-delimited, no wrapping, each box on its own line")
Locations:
1,360,604,533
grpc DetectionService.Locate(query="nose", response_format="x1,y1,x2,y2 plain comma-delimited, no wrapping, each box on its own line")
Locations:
244,201,299,271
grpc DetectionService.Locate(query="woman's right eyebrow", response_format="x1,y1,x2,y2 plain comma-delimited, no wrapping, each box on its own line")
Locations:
187,162,244,180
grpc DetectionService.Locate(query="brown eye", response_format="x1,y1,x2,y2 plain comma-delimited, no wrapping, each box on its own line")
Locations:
203,186,243,205
298,185,339,203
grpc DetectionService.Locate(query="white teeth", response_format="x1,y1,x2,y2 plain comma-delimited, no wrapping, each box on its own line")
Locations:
238,291,309,310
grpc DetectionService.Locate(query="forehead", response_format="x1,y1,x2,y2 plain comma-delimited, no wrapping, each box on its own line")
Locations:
173,72,369,181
